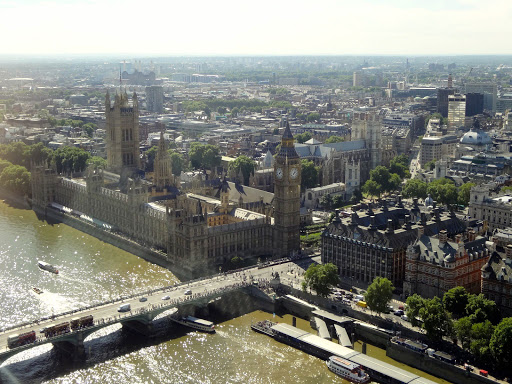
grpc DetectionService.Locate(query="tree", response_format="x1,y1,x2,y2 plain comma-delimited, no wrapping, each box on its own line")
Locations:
0,164,31,196
295,132,312,144
406,294,426,328
306,112,320,122
389,155,410,179
169,151,184,176
419,297,453,342
320,194,333,210
388,173,402,191
350,188,363,204
145,146,158,172
301,159,319,189
443,286,470,319
365,277,394,315
88,156,107,169
458,182,475,206
427,178,458,206
325,136,344,144
423,159,436,171
454,317,473,350
189,143,221,170
228,155,256,185
466,293,500,325
82,123,96,137
402,179,428,199
362,179,381,199
369,166,391,189
333,194,344,208
52,146,90,175
0,159,11,174
490,317,512,366
301,263,340,297
27,142,53,168
470,320,494,362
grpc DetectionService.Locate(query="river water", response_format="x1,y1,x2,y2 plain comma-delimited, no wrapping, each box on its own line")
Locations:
0,199,450,384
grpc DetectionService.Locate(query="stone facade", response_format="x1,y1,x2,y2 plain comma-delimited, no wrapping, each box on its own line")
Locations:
469,183,512,232
481,242,512,317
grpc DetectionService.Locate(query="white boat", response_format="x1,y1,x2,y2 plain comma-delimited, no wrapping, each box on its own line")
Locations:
326,356,370,383
38,261,59,274
172,316,215,333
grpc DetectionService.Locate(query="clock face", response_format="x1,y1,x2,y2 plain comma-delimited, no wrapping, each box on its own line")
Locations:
290,167,298,179
276,168,283,179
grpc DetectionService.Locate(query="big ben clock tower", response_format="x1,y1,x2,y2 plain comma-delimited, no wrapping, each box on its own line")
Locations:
273,122,301,257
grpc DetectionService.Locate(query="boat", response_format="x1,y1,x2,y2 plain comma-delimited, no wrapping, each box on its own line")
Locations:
38,261,59,274
326,355,370,383
171,316,215,333
32,287,43,294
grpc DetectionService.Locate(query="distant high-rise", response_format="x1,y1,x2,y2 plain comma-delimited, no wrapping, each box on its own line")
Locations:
464,83,497,112
105,90,140,173
146,86,164,114
437,88,455,118
465,93,484,117
353,71,364,87
448,94,466,129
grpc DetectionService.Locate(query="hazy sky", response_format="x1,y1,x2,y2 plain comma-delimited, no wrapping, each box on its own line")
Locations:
2,0,511,56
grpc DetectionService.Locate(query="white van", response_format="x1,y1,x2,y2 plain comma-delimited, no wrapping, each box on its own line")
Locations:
118,303,131,312
355,294,365,302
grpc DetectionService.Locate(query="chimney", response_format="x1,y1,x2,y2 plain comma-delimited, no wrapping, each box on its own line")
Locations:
382,199,388,212
369,215,377,230
333,209,341,223
468,229,476,242
439,230,448,244
456,234,462,243
351,211,359,225
386,219,394,234
413,197,419,208
397,195,404,208
506,244,512,264
403,214,412,230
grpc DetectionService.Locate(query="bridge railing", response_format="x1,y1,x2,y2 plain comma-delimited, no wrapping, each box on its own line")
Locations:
0,253,310,335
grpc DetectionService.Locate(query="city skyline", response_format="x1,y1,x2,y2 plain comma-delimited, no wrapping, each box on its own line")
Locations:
2,0,512,56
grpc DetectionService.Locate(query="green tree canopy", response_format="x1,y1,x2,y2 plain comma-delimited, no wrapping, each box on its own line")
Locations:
295,132,312,144
427,178,458,206
389,155,410,179
419,296,453,342
325,136,345,144
470,320,494,362
301,159,319,189
0,164,31,196
458,182,475,206
454,317,473,350
228,155,256,185
301,263,340,297
362,179,381,199
169,151,184,176
423,159,436,171
365,277,394,314
406,294,426,328
466,293,500,325
443,286,470,319
145,146,158,172
490,317,512,366
189,143,221,170
87,156,107,169
402,179,428,199
53,146,90,175
306,112,320,122
82,123,97,138
319,194,333,210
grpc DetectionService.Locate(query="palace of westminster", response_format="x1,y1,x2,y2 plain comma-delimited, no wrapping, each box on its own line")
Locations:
31,91,304,276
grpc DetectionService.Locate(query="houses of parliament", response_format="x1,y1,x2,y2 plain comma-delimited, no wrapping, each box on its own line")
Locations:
31,91,301,276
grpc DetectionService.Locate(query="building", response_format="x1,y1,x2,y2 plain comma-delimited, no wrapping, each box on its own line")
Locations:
353,71,364,87
464,83,497,112
321,202,466,289
404,230,489,298
105,90,140,173
448,94,466,129
469,183,512,232
303,183,345,209
481,242,512,316
465,93,484,117
419,135,458,166
437,88,455,118
31,94,302,278
146,86,164,114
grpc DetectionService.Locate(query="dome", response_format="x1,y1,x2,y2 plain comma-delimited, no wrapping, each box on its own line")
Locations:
460,129,492,145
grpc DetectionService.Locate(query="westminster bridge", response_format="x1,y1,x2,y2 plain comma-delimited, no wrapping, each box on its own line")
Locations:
0,256,316,366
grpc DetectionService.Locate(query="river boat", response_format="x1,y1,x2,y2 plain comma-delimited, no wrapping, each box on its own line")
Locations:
38,260,59,274
326,355,370,383
32,287,43,294
172,316,215,333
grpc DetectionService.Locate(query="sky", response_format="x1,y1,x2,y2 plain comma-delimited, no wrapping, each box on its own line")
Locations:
1,0,511,56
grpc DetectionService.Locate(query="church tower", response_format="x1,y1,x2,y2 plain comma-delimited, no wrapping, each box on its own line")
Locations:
273,122,301,257
105,90,140,173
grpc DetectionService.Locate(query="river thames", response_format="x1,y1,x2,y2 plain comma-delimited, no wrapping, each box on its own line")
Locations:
0,199,450,384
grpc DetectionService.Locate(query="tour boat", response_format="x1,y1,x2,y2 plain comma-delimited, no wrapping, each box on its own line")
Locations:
326,355,370,383
38,261,59,274
171,316,215,333
32,287,43,294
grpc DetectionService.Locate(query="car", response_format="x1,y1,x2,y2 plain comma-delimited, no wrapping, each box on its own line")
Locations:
39,327,47,334
162,295,170,300
139,297,147,302
398,305,405,310
184,289,192,295
394,310,404,316
401,314,410,322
